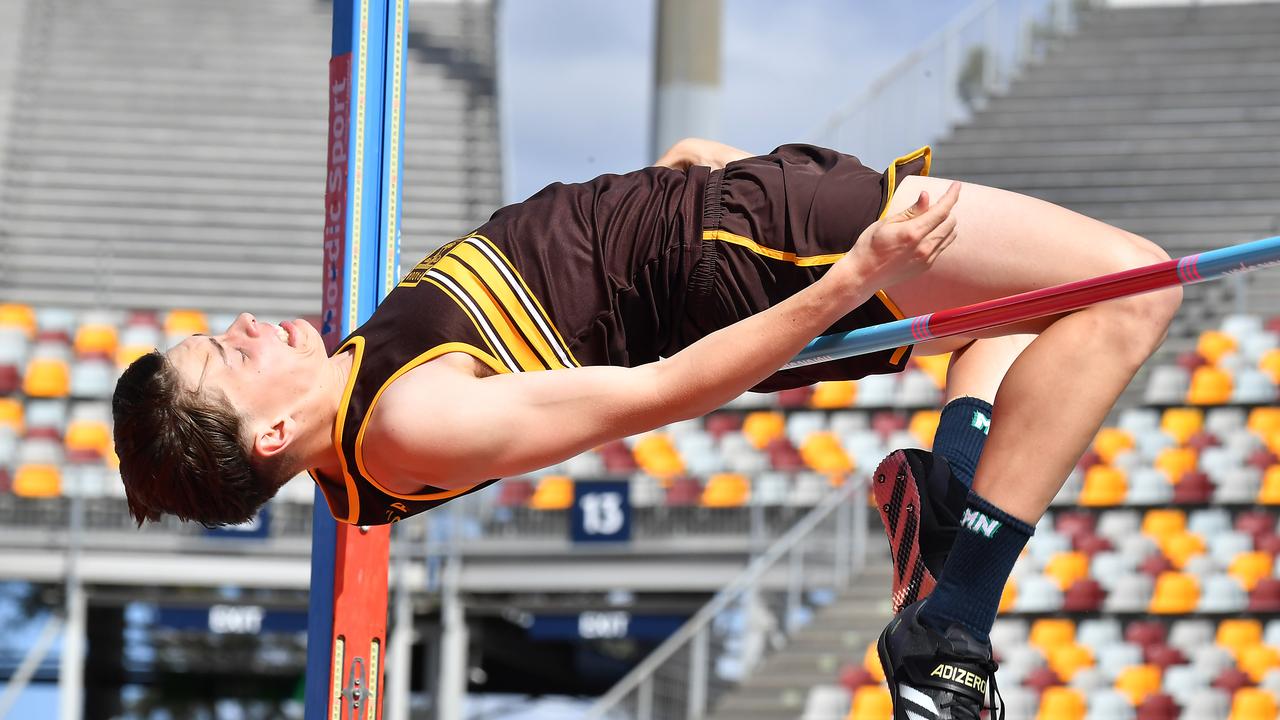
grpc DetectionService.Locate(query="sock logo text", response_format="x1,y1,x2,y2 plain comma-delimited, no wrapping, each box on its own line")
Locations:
960,508,1001,538
970,410,991,435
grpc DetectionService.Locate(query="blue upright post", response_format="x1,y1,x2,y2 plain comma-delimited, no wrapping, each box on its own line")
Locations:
305,0,407,717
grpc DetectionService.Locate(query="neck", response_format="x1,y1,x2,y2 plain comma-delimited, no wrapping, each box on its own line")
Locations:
304,347,356,479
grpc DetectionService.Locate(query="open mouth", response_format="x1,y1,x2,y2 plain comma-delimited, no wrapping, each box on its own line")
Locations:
279,320,300,348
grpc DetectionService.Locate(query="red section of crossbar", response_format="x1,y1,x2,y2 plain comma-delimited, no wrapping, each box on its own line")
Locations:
926,257,1185,338
331,524,389,718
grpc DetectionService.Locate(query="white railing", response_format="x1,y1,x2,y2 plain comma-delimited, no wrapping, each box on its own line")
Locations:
807,0,1083,171
584,476,869,720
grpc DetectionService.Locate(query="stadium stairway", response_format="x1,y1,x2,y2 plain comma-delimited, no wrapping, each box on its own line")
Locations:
701,4,1280,719
0,0,500,317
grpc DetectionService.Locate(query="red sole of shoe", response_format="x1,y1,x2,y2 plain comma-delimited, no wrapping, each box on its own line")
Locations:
873,450,938,614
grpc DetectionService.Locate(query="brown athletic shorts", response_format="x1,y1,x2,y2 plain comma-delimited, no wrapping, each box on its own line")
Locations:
676,143,932,392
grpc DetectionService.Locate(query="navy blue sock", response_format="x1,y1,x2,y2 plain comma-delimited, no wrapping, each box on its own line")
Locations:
931,396,992,489
918,491,1034,642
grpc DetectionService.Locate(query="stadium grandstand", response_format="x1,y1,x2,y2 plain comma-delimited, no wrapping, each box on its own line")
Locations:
0,0,1279,719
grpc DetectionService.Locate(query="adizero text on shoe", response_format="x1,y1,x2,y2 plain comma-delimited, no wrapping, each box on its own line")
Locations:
877,600,1002,720
874,450,937,613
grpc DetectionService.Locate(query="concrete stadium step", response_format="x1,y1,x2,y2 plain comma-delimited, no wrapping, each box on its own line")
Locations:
1048,45,1280,68
988,90,1280,113
1026,57,1280,84
1004,72,1280,99
938,134,1280,159
969,104,1280,129
1075,3,1280,31
949,120,1280,144
932,149,1280,175
1057,30,1280,53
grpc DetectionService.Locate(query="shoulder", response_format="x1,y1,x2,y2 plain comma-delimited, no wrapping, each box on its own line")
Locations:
361,353,485,491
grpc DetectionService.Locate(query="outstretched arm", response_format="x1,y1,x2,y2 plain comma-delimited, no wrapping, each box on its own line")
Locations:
654,137,752,171
375,183,962,489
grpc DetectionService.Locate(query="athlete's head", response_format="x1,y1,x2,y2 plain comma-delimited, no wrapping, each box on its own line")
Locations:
112,313,329,527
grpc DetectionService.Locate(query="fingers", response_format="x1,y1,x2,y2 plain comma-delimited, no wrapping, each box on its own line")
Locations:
905,181,961,235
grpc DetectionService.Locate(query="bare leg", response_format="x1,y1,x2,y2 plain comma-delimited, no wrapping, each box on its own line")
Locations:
883,175,1181,523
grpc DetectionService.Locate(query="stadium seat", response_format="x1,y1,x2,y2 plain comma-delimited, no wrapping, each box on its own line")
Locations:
1261,349,1280,384
497,478,534,507
1127,468,1174,504
800,432,853,475
1094,428,1135,464
1217,619,1263,661
750,472,789,506
70,358,117,399
1239,645,1280,684
1142,509,1186,542
14,462,60,498
665,477,703,507
1229,687,1278,720
529,475,573,510
1160,408,1203,445
65,418,111,461
1135,693,1181,720
1197,330,1237,364
810,381,856,409
0,399,23,434
1080,465,1127,506
1063,578,1105,612
1173,471,1215,504
1232,369,1277,404
1182,689,1230,719
1029,618,1075,656
1249,578,1280,612
848,685,891,720
1149,572,1199,614
1187,365,1233,405
1045,551,1090,591
628,475,664,508
0,304,36,339
1037,686,1085,720
1154,447,1197,484
22,358,70,398
863,641,885,683
632,434,684,479
1198,574,1247,613
73,322,119,358
1229,552,1273,592
855,374,896,407
999,577,1017,613
897,370,940,406
1145,366,1190,404
701,473,749,507
26,400,68,436
906,410,940,448
1160,531,1206,569
164,309,209,336
1248,408,1280,440
742,411,785,449
1088,690,1137,720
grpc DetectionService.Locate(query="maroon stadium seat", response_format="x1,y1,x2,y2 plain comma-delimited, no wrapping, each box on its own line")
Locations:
1247,578,1280,612
1173,471,1215,504
1136,693,1181,720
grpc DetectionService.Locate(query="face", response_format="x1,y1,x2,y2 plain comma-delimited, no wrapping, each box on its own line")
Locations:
167,313,329,453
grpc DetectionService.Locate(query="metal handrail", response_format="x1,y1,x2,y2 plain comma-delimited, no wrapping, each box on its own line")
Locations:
584,475,868,719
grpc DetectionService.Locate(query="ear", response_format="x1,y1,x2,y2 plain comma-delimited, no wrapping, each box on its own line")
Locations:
253,415,297,461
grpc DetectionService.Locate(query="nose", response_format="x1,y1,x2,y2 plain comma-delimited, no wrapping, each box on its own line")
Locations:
231,312,259,338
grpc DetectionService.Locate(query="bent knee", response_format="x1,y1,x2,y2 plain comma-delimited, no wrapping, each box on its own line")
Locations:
1091,232,1181,345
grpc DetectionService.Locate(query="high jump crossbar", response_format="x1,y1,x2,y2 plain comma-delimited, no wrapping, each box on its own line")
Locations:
787,235,1280,369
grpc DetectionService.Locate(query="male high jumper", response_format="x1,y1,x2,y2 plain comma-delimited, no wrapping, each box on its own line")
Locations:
113,139,1180,718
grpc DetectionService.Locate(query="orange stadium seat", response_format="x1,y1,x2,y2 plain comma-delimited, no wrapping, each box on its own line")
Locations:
1230,687,1278,719
1161,531,1206,569
1229,552,1275,592
849,685,891,720
632,434,684,479
1149,572,1199,614
908,410,941,447
22,358,70,398
1093,427,1135,465
800,432,854,475
1079,465,1126,506
529,475,573,510
1239,645,1280,684
1217,619,1263,661
1115,664,1162,706
1197,330,1238,365
1048,643,1094,682
810,381,856,408
1029,618,1076,657
73,322,119,358
64,419,112,461
14,464,60,498
863,641,885,683
701,473,749,507
1160,408,1204,445
1154,447,1197,484
742,411,785,449
911,353,950,389
1259,466,1280,505
1248,407,1280,439
163,309,209,336
1036,687,1085,720
0,304,37,339
0,399,22,433
1044,552,1091,591
1260,349,1280,385
1142,509,1187,543
999,578,1017,614
1187,365,1233,405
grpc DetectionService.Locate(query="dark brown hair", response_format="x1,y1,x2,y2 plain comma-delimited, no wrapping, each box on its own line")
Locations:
112,351,291,527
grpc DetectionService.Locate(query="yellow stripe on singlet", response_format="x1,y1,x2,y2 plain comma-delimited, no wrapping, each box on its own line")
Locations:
449,243,569,370
701,229,846,267
471,235,581,368
432,255,546,372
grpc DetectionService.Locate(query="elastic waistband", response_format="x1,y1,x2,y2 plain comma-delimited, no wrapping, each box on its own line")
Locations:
688,168,724,298
702,168,725,231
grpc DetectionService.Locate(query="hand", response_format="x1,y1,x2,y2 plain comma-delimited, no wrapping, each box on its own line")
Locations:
654,138,751,171
836,181,961,291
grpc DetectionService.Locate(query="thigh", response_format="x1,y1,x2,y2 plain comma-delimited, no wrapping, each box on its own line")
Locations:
881,175,1170,337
